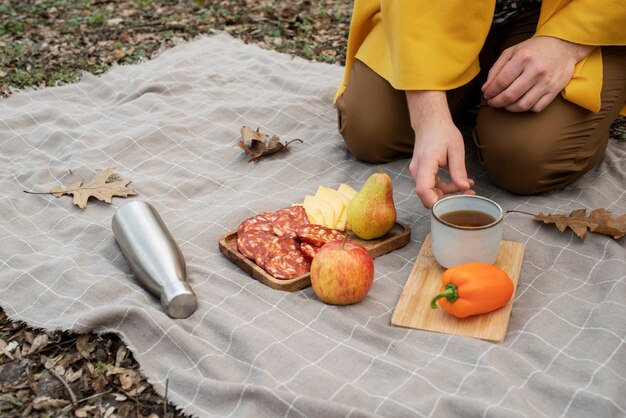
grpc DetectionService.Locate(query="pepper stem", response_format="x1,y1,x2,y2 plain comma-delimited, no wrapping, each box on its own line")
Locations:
430,283,459,309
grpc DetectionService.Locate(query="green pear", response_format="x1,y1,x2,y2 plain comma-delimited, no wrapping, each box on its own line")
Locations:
347,168,397,240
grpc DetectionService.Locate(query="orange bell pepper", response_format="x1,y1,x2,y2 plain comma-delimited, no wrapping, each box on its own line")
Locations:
430,262,514,318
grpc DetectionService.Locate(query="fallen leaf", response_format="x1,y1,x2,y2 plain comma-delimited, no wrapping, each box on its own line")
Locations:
47,168,137,209
64,367,83,383
76,335,95,359
115,345,127,368
32,396,70,410
118,370,139,391
107,18,124,26
509,209,626,240
28,333,50,354
535,209,590,240
4,340,19,358
235,126,303,162
114,393,128,401
588,208,626,239
124,383,148,397
44,354,63,369
103,406,116,418
113,49,126,59
75,404,97,417
105,364,126,376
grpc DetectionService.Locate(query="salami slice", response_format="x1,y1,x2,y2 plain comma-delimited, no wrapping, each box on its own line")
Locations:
258,211,279,223
297,224,345,247
288,205,310,225
263,249,311,280
299,241,321,261
255,236,299,267
237,214,273,236
236,206,316,278
271,206,310,238
237,231,273,262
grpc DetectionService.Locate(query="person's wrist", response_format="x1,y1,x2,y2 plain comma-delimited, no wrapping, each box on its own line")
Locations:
536,35,595,62
405,90,451,131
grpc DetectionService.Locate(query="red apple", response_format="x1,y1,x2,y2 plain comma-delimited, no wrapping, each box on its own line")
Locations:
310,239,374,305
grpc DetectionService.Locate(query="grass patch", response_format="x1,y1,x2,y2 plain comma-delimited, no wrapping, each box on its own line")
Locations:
0,0,351,96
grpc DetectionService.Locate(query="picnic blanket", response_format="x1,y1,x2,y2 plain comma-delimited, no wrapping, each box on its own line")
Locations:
1,33,625,417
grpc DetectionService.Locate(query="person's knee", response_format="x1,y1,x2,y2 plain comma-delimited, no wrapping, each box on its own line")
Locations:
477,127,589,195
485,147,555,195
335,59,415,163
338,106,395,163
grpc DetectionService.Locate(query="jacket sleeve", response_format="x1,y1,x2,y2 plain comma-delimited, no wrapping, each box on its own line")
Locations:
535,0,626,46
368,0,495,91
335,0,495,102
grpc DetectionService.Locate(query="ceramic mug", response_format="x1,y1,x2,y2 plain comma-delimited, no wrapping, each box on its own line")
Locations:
430,195,504,268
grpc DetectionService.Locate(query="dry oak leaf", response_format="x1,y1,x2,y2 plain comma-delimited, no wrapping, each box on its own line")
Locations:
235,126,302,162
512,208,626,240
49,168,137,209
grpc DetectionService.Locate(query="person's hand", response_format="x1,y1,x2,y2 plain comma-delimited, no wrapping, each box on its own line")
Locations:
482,36,595,112
406,91,474,209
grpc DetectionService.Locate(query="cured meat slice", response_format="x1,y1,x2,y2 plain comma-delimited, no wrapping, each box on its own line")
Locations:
255,236,299,268
263,249,311,280
238,214,273,235
237,231,273,262
288,205,310,225
271,206,310,238
296,224,345,247
299,241,321,261
235,206,316,278
258,211,279,223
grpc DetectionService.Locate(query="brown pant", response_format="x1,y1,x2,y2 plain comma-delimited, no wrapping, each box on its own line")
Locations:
336,10,626,195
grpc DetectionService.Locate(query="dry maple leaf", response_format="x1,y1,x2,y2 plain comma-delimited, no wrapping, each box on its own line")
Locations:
235,126,303,162
508,208,626,240
24,168,137,209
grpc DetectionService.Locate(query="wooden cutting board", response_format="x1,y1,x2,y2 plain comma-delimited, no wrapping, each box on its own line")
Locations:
391,233,524,342
219,221,411,292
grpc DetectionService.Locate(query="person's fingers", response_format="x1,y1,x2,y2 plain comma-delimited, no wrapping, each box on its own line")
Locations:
482,48,512,93
529,92,558,113
418,189,439,209
415,160,440,209
482,52,523,99
502,83,557,112
434,177,457,194
434,176,465,194
486,69,537,108
446,140,470,190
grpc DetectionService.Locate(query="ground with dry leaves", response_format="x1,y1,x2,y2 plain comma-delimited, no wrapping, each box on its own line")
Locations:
1,1,624,418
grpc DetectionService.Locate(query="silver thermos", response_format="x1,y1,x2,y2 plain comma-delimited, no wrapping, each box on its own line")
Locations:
112,201,197,319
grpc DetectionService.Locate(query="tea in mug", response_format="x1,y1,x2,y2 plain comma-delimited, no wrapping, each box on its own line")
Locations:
439,210,496,227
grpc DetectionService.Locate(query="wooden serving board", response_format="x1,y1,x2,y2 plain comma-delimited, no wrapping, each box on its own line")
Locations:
391,233,524,342
219,222,411,292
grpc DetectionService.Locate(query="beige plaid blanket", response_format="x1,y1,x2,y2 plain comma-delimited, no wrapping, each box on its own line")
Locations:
1,33,624,417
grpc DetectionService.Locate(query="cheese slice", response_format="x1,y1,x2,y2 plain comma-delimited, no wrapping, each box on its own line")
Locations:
316,186,351,230
337,183,358,201
303,195,334,228
335,213,348,231
315,186,348,229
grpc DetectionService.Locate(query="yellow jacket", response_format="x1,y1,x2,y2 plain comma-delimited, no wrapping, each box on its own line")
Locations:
336,0,626,115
